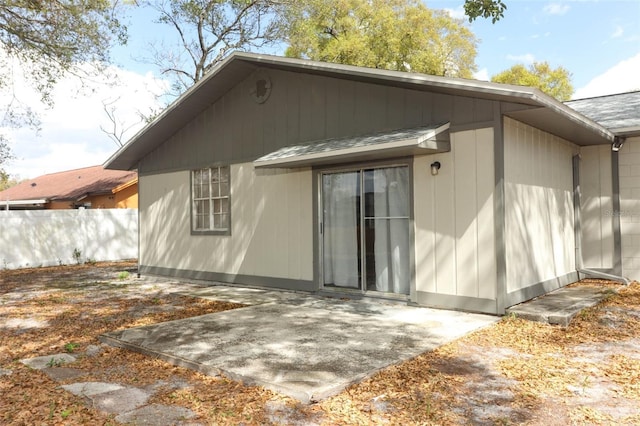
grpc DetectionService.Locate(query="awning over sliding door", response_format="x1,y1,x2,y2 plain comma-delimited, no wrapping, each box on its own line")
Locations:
253,123,450,169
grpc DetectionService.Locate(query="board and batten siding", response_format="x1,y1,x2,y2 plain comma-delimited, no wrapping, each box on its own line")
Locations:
139,68,496,175
504,117,577,305
414,128,497,314
579,145,614,270
139,165,313,285
619,136,640,280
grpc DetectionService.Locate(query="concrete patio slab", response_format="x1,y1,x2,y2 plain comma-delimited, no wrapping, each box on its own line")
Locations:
101,289,498,403
20,353,76,370
506,285,616,326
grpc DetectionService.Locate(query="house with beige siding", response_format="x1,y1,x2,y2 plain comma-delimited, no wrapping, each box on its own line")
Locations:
105,53,636,315
566,91,640,283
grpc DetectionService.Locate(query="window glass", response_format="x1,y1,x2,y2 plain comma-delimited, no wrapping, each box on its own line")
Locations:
192,166,230,233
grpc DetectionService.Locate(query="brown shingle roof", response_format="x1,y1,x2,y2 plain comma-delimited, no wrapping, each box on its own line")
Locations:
0,165,137,202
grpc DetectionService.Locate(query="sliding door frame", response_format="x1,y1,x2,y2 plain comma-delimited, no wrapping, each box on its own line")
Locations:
314,157,415,300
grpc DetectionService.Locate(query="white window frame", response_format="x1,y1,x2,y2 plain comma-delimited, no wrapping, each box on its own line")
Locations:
191,166,230,235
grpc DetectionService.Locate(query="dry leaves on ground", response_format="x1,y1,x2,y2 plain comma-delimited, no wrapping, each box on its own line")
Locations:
1,263,640,425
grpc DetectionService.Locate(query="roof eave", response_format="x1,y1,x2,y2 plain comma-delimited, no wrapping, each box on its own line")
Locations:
613,126,640,137
1,199,49,206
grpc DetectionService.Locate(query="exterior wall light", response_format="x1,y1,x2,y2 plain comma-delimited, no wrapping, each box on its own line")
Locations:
430,161,441,176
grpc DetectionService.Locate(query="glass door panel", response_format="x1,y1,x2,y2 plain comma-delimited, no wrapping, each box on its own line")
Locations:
363,167,410,294
322,171,361,289
321,166,410,295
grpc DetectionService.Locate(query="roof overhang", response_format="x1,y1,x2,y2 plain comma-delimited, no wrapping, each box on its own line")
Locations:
613,126,640,137
254,123,450,169
505,104,615,146
104,52,616,171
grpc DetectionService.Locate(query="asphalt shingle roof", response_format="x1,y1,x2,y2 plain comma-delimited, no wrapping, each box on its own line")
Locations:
0,165,137,202
566,91,640,133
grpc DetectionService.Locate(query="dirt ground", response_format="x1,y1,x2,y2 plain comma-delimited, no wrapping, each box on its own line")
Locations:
1,262,639,425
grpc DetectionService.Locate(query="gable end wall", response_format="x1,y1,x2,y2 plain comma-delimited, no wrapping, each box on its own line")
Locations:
138,68,498,175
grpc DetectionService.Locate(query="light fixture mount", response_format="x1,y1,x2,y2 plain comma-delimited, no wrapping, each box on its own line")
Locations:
430,161,441,176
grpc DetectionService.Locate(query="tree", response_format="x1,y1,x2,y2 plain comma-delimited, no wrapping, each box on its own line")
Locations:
491,61,574,101
140,0,283,95
463,0,507,23
0,1,128,105
283,0,478,78
0,169,20,192
0,1,129,176
0,136,12,181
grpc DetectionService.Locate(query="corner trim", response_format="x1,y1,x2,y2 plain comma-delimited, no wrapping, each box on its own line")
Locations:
611,150,623,275
494,102,507,314
139,265,316,292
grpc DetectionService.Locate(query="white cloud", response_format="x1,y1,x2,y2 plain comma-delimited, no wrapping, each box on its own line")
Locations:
1,62,169,179
611,25,624,39
506,53,536,64
474,68,490,81
573,52,640,99
443,6,466,20
543,3,570,16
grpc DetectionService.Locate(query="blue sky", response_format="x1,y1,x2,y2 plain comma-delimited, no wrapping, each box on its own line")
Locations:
2,0,640,179
115,0,640,97
431,0,640,97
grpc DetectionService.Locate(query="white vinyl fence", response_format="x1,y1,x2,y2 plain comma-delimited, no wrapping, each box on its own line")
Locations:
0,209,138,269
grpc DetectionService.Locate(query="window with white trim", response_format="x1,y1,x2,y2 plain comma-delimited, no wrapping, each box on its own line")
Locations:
192,166,230,234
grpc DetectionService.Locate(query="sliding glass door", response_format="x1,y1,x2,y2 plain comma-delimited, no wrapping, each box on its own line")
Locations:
321,165,410,295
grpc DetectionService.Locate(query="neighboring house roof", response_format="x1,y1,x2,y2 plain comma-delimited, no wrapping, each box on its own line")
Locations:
565,91,640,137
105,52,615,171
0,165,137,205
111,177,139,194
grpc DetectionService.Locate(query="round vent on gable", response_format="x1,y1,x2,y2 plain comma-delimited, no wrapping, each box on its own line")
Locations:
249,69,272,104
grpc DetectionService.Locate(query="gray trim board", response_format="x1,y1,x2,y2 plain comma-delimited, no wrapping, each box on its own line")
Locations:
505,271,579,308
415,292,498,315
573,154,583,268
494,103,507,314
136,161,142,278
408,161,417,304
312,169,320,293
611,150,623,276
449,120,496,133
140,265,316,292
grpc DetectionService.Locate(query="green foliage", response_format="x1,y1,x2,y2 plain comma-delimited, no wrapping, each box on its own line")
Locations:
64,342,79,353
72,248,82,265
117,271,130,280
491,61,574,101
0,2,130,173
284,0,478,78
0,137,15,187
463,0,507,23
46,357,63,368
0,1,128,105
0,169,18,191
